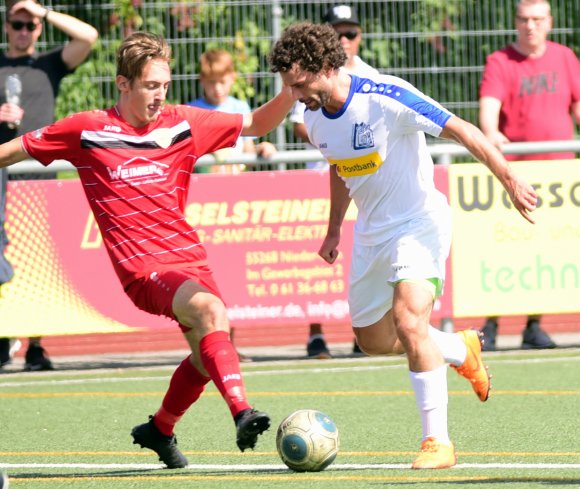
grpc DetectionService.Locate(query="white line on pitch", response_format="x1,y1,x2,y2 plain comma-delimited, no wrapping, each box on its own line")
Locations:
1,354,580,389
1,462,580,470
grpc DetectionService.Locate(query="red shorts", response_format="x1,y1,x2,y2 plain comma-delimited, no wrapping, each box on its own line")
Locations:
124,265,223,332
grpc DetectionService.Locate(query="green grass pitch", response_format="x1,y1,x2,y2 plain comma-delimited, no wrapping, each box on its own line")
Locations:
1,348,579,488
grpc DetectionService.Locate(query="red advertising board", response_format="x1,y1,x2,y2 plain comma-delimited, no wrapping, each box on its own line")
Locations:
1,167,452,337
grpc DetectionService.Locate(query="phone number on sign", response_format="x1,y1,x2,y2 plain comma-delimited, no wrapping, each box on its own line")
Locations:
247,279,345,298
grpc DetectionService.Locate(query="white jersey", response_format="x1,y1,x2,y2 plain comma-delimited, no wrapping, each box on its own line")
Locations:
304,73,453,246
289,56,378,125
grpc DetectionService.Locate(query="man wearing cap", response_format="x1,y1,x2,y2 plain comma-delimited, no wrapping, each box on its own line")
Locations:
322,4,377,77
291,4,377,144
290,4,378,359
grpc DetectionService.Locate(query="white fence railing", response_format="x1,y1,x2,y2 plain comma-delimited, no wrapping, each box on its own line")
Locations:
7,140,580,175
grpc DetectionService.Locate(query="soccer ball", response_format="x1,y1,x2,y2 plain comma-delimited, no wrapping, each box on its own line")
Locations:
276,409,339,472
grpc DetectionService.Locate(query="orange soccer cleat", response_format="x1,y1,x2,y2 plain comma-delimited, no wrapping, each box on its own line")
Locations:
452,329,491,402
411,437,457,469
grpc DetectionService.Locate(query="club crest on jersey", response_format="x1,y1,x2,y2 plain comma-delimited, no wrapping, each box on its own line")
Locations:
352,122,374,150
150,128,173,149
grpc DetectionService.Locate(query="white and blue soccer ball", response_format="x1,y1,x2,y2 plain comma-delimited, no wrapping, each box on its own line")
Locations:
276,409,339,472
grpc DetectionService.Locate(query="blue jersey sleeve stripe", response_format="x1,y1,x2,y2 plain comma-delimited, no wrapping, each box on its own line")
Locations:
394,93,452,128
352,77,452,128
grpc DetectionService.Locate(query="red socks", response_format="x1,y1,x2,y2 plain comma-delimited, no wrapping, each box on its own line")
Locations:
199,330,251,417
153,331,251,435
153,355,210,436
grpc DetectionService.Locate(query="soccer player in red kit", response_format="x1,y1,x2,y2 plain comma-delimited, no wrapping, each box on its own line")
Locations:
0,31,294,468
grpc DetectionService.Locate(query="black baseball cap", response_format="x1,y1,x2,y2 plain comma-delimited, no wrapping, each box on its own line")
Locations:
323,5,360,26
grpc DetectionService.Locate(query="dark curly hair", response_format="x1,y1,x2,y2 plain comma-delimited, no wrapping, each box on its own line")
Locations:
269,22,347,74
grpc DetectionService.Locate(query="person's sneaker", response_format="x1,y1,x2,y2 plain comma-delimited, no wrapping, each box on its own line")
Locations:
9,339,21,359
451,329,491,402
0,339,11,367
306,337,331,359
131,416,188,468
522,319,556,349
480,318,497,351
24,344,54,371
235,408,270,451
411,437,456,469
0,339,20,367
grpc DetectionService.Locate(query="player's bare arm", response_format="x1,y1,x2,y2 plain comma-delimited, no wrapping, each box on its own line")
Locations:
0,138,28,168
10,0,99,70
440,116,538,224
10,1,99,68
240,87,294,138
319,165,352,264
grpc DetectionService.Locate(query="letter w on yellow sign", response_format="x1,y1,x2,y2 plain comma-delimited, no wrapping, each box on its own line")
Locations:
328,151,382,177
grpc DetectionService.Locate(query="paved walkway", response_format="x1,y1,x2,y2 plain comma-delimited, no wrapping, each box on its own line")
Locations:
1,332,579,374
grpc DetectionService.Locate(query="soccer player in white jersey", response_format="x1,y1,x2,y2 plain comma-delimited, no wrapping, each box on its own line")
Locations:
290,4,378,146
270,22,538,469
0,32,294,469
290,4,379,359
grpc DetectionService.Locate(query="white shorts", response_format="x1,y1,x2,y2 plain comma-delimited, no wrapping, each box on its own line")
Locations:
348,210,452,328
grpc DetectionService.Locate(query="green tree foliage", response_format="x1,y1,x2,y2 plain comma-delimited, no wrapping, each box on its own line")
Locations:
53,0,580,132
56,0,277,117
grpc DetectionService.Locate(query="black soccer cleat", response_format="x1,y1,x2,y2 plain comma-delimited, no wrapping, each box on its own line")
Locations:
306,337,332,359
131,416,188,469
235,408,271,452
24,344,54,371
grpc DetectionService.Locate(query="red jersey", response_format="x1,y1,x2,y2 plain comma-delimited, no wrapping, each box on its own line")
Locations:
22,105,242,287
480,41,580,160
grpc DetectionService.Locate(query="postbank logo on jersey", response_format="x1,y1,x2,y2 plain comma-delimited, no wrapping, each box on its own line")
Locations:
107,156,169,186
328,151,383,177
326,122,382,177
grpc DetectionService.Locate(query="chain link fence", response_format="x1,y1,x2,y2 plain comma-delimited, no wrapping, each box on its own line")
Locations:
2,0,579,160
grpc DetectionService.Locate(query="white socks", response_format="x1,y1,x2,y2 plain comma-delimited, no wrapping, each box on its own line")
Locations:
409,364,450,443
428,325,467,366
406,326,463,444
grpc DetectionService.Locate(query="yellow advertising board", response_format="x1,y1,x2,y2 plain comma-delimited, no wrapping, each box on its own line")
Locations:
449,159,580,317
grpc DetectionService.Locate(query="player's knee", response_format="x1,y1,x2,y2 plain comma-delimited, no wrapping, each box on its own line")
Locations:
393,304,427,333
394,320,429,355
176,295,229,334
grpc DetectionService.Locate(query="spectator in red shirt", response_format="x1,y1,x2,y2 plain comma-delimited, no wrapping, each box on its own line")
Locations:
479,0,580,350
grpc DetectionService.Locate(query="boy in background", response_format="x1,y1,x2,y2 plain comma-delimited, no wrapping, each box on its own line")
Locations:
187,49,276,174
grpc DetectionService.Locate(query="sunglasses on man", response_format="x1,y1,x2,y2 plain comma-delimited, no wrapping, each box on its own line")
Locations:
9,20,39,32
337,31,359,40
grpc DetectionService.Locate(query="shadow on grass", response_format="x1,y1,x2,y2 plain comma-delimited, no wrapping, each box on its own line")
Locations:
9,470,580,485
